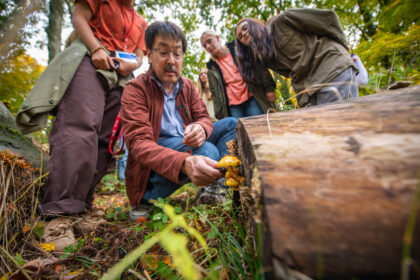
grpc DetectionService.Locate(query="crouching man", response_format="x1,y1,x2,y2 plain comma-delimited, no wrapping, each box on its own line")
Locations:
120,21,237,220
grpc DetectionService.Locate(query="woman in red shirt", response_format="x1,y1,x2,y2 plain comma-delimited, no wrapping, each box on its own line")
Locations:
200,30,276,119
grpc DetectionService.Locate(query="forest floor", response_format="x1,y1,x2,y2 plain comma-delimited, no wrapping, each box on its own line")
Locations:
1,154,259,280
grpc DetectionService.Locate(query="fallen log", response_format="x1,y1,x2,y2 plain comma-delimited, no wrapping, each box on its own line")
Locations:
236,86,420,279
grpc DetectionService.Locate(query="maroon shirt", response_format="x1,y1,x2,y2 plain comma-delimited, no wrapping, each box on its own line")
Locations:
120,68,213,206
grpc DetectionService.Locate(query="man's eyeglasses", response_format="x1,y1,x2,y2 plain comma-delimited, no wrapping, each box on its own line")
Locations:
152,47,183,60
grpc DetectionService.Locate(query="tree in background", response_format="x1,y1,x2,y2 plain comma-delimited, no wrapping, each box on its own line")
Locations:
0,54,45,114
0,0,45,70
45,0,73,62
1,0,418,114
306,0,419,90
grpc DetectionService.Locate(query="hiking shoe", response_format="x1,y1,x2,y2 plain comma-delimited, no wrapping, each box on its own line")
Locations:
129,204,151,221
43,217,76,256
74,214,106,235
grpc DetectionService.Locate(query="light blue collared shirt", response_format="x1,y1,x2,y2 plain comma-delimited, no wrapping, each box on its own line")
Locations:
155,80,185,138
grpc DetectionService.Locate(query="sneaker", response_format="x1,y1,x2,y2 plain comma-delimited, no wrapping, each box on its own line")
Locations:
43,217,76,256
129,204,151,221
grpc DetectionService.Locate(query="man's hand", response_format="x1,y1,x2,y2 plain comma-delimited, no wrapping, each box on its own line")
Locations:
91,49,114,70
181,156,223,186
183,123,206,148
265,91,277,103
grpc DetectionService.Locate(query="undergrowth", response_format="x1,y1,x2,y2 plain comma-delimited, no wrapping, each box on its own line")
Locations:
0,164,262,279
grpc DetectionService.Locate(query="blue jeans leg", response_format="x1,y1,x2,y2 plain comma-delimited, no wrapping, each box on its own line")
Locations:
207,117,237,157
142,135,223,201
229,97,263,118
117,143,128,180
244,96,264,116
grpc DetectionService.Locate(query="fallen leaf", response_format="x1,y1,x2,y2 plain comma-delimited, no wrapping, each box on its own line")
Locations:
162,256,174,269
135,217,147,224
22,225,31,233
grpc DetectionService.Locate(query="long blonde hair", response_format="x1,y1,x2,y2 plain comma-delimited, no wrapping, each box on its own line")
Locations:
197,68,212,101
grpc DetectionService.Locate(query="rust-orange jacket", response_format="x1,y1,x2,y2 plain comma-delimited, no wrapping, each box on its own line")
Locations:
120,68,213,206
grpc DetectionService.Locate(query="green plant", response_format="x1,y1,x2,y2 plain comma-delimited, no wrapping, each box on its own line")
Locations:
101,203,207,280
106,207,127,222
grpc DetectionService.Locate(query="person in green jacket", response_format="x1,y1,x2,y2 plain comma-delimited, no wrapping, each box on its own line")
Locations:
235,9,358,108
200,30,276,120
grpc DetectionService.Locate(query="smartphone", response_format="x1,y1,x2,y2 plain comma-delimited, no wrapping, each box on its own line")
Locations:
115,51,137,64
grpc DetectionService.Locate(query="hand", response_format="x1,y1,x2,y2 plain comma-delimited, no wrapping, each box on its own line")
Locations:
183,123,206,148
91,48,113,70
265,91,277,103
182,156,223,186
113,57,138,76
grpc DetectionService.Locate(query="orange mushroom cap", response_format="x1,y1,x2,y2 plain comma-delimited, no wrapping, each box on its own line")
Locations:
217,155,241,168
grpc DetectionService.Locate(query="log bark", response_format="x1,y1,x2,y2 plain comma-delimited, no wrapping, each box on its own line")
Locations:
236,86,420,279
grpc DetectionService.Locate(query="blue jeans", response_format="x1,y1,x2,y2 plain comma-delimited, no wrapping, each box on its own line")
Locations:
310,67,359,106
229,96,263,118
142,117,237,201
117,142,128,180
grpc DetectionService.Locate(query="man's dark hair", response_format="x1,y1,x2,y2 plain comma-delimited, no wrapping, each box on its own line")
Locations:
145,21,187,54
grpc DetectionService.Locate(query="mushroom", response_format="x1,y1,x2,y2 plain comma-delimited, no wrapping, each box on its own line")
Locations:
217,155,244,189
225,177,240,190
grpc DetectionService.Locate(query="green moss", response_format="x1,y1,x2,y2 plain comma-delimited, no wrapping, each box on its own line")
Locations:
0,123,32,144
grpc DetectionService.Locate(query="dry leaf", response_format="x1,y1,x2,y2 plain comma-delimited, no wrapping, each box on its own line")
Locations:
135,217,147,224
22,225,31,233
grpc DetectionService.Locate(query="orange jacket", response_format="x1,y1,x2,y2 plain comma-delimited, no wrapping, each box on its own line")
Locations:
120,68,213,206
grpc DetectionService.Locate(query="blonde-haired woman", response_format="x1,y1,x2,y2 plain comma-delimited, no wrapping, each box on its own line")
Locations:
200,30,276,120
197,68,216,121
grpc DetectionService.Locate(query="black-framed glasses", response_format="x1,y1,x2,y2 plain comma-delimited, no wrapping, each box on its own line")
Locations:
152,47,183,60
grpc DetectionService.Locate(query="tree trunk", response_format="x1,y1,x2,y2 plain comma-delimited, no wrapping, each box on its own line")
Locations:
0,101,48,170
46,0,65,63
237,86,420,279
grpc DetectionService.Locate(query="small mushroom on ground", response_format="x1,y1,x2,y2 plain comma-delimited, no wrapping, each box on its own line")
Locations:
217,155,245,189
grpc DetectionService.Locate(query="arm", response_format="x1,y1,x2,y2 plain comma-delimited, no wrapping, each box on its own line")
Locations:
262,69,277,103
72,0,114,70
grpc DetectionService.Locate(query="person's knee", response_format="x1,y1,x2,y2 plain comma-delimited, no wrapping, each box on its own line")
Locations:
194,142,220,161
222,117,237,130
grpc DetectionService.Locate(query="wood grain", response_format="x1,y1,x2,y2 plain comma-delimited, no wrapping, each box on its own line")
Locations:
237,86,420,279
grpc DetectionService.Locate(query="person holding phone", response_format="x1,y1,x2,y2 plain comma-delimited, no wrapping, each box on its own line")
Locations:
38,0,147,219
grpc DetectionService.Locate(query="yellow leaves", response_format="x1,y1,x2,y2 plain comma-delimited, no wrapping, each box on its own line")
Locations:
65,269,84,276
40,242,55,252
162,256,173,268
22,225,31,233
0,53,45,114
1,274,11,280
194,219,202,232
